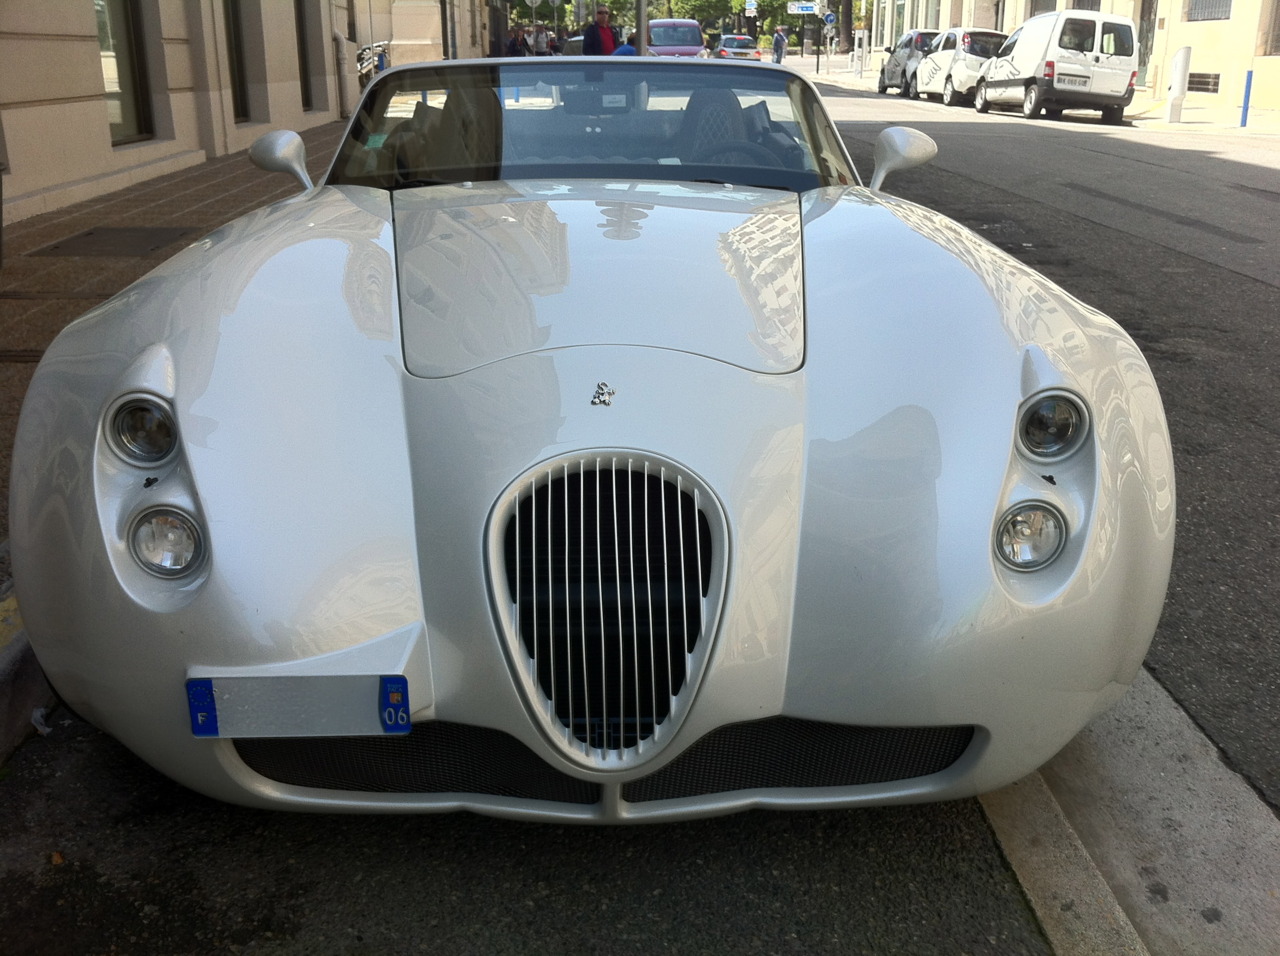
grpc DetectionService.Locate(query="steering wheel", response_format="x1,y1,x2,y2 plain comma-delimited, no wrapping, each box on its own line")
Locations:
689,141,783,166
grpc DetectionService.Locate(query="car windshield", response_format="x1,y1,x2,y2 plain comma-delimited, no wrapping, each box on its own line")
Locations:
328,60,858,193
963,31,1006,57
721,36,755,49
651,25,702,46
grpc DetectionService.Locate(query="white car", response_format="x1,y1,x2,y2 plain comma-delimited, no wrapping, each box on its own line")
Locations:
912,27,1007,105
11,58,1174,822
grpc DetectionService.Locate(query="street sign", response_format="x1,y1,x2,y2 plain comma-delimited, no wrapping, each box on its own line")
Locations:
824,11,836,24
744,7,758,14
745,0,757,6
787,2,818,13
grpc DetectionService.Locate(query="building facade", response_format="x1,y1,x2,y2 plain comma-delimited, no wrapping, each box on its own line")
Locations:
868,0,1278,116
0,0,498,226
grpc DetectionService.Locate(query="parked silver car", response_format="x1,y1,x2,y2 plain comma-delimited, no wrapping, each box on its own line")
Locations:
878,29,938,96
912,28,1007,104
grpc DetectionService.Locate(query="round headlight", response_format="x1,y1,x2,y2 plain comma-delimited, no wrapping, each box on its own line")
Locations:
995,503,1066,571
131,509,204,577
111,397,177,464
1019,393,1086,459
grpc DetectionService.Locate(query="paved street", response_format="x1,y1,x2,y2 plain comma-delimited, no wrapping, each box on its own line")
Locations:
2,55,1279,954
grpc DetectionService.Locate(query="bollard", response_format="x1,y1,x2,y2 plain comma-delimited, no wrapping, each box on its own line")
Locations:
1167,46,1190,123
1241,70,1253,127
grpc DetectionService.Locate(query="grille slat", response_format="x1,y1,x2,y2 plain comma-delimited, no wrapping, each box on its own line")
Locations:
501,457,715,759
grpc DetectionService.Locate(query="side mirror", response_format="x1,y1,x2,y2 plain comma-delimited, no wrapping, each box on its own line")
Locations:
249,130,314,192
868,126,938,191
884,46,893,54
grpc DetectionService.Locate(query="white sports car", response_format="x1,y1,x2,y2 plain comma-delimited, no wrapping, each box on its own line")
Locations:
11,58,1174,822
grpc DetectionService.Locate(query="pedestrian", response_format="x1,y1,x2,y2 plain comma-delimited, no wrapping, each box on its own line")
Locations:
772,26,787,64
507,26,533,56
612,33,638,56
582,6,620,56
532,23,552,56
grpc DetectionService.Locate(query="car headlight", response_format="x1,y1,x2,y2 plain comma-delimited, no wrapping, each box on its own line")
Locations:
995,503,1066,571
131,509,205,577
1018,392,1087,460
109,396,177,464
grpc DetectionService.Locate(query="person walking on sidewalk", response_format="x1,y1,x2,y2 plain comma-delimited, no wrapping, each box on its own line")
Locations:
772,26,787,64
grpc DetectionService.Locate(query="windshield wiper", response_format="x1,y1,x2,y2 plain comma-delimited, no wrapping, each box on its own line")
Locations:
392,178,447,190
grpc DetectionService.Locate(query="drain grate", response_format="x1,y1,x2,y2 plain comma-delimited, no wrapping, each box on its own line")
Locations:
30,227,195,257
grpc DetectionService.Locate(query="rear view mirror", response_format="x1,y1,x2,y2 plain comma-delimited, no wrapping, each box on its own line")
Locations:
249,130,314,192
869,126,938,191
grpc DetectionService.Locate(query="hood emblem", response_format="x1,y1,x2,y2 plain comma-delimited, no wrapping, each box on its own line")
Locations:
591,382,616,406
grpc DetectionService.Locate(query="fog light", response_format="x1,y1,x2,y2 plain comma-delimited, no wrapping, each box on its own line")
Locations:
110,397,177,464
1019,393,1086,460
995,503,1066,571
131,509,204,577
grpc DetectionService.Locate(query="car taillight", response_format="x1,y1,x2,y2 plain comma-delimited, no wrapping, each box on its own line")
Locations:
1128,70,1137,89
1044,60,1055,79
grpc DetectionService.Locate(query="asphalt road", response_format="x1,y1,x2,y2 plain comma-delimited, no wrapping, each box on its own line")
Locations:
820,82,1280,812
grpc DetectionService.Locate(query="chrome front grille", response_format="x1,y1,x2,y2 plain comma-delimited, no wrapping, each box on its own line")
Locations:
495,455,723,767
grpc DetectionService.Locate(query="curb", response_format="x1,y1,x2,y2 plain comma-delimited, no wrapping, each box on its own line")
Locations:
981,774,1150,956
0,586,56,766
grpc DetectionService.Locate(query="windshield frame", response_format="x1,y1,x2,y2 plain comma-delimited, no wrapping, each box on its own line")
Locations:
325,59,859,194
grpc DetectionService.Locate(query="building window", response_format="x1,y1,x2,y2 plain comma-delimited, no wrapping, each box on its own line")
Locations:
96,0,153,144
1188,72,1221,91
224,0,251,122
294,0,314,111
1267,0,1280,53
1070,0,1102,9
1186,0,1232,20
1029,0,1057,17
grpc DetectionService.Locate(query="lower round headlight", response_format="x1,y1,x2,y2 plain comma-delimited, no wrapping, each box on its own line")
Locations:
995,503,1066,571
131,509,204,577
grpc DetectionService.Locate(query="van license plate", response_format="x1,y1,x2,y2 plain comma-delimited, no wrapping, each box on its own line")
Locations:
1058,76,1088,88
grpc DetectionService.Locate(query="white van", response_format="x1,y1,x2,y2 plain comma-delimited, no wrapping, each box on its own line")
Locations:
973,10,1138,124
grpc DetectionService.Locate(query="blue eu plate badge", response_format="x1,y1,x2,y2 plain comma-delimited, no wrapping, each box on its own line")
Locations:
187,678,219,737
380,676,411,734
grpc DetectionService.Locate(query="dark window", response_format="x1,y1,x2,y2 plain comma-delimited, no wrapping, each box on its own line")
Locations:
224,0,250,122
1060,19,1097,53
294,0,313,111
1029,0,1057,15
1188,72,1221,92
1270,0,1280,55
1100,22,1135,56
1070,0,1102,9
1186,0,1232,20
96,0,153,144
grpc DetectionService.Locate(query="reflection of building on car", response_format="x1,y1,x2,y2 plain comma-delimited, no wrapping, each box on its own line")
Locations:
13,58,1173,823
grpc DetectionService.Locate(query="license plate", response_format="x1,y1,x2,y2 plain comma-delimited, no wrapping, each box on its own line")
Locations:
185,675,412,737
1058,76,1088,88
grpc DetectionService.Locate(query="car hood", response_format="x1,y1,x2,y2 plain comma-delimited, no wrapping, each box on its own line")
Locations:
392,181,804,378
